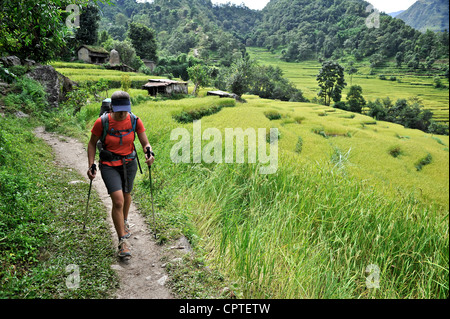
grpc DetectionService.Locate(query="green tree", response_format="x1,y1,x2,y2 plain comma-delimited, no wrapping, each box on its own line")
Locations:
395,52,404,67
187,64,211,96
75,3,100,45
346,85,366,113
115,13,128,27
104,39,142,70
128,22,158,62
99,30,112,45
108,25,127,41
0,0,108,63
346,61,358,86
317,61,347,106
226,56,255,99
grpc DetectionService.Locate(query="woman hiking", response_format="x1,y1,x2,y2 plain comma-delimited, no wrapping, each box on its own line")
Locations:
87,91,154,258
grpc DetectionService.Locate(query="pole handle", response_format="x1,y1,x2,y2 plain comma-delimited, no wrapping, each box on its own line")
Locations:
90,164,97,175
146,147,155,168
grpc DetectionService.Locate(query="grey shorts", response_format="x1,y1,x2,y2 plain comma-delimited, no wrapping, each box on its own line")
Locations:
100,160,138,194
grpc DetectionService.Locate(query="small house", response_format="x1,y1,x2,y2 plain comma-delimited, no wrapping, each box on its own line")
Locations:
142,59,156,72
142,79,188,96
77,45,109,64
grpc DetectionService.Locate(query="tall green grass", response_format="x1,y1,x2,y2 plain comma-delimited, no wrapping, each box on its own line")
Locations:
54,62,448,299
0,116,118,298
187,161,448,299
129,95,448,299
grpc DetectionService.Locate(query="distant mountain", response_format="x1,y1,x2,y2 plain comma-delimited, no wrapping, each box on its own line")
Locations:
388,10,405,18
396,0,449,32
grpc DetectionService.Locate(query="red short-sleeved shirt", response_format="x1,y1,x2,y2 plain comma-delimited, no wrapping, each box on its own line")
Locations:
92,113,145,167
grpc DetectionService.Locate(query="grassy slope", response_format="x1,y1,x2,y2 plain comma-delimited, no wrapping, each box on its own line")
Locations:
129,95,448,299
60,63,448,298
0,116,118,298
247,47,450,124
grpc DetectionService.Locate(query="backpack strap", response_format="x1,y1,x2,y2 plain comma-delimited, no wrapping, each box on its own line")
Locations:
130,112,138,141
100,113,110,144
101,112,139,146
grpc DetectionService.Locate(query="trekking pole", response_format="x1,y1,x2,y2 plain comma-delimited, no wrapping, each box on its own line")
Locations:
146,147,157,239
83,164,97,232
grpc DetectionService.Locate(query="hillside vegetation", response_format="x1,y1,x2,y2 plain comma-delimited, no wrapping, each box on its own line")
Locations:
247,47,450,124
1,0,448,300
397,0,449,32
69,63,448,298
126,89,449,298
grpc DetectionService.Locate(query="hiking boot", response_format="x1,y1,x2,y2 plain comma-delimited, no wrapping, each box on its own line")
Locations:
118,237,131,258
124,219,131,239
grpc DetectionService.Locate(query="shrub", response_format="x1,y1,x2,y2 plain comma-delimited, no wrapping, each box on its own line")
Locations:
0,63,16,83
174,105,223,123
334,101,347,110
3,76,48,114
294,116,306,124
415,153,433,171
433,77,446,89
346,85,366,113
428,121,449,136
312,127,328,139
7,65,30,77
366,98,440,134
388,146,403,158
121,74,131,92
266,129,281,144
264,110,282,121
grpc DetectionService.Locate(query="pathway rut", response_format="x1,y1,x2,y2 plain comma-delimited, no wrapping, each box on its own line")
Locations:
34,127,174,299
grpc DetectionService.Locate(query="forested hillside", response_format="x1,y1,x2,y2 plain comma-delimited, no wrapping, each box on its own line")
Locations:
397,0,449,32
249,0,449,63
96,0,449,69
98,0,258,66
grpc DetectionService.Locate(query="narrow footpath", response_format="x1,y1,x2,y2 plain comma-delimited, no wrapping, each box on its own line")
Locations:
34,127,174,299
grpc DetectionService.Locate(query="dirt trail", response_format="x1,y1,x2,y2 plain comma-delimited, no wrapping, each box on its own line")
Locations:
34,127,174,299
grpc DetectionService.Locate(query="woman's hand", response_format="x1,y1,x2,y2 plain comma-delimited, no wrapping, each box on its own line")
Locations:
87,164,97,181
145,148,155,167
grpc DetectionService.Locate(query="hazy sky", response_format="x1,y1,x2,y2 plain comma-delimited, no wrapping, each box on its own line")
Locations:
211,0,418,13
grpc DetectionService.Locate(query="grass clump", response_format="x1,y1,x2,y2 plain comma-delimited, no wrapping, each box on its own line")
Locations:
388,146,404,158
415,153,433,171
264,110,282,120
294,116,306,124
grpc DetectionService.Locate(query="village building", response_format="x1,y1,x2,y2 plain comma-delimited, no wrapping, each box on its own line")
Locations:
142,79,188,96
77,45,109,64
142,59,156,72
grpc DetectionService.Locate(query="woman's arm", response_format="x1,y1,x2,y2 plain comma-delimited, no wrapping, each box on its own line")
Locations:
87,133,100,180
